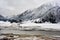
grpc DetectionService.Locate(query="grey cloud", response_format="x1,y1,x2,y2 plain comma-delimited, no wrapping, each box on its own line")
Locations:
0,0,59,17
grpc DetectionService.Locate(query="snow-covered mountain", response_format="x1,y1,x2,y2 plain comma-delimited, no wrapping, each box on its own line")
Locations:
0,15,7,21
14,2,60,23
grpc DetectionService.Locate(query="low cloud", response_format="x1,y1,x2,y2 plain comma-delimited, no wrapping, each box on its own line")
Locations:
0,0,59,17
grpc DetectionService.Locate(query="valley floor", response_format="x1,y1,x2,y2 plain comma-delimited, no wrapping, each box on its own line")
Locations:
0,34,56,40
0,21,60,40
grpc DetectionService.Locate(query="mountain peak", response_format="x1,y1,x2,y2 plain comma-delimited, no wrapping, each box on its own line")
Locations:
14,1,60,23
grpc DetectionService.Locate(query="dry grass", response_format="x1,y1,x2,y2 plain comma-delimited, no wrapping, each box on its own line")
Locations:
0,33,56,40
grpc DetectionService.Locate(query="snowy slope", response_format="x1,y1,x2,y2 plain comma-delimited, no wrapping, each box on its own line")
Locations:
17,3,54,20
13,1,60,23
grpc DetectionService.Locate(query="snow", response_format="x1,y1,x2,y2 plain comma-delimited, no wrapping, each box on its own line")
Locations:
0,21,60,31
20,22,60,30
0,21,11,27
0,21,60,36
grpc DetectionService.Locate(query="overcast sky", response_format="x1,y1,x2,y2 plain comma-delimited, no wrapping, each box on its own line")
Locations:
0,0,60,17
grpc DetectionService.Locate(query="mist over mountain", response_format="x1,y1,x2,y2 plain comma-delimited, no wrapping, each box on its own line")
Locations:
1,2,60,23
11,2,60,23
